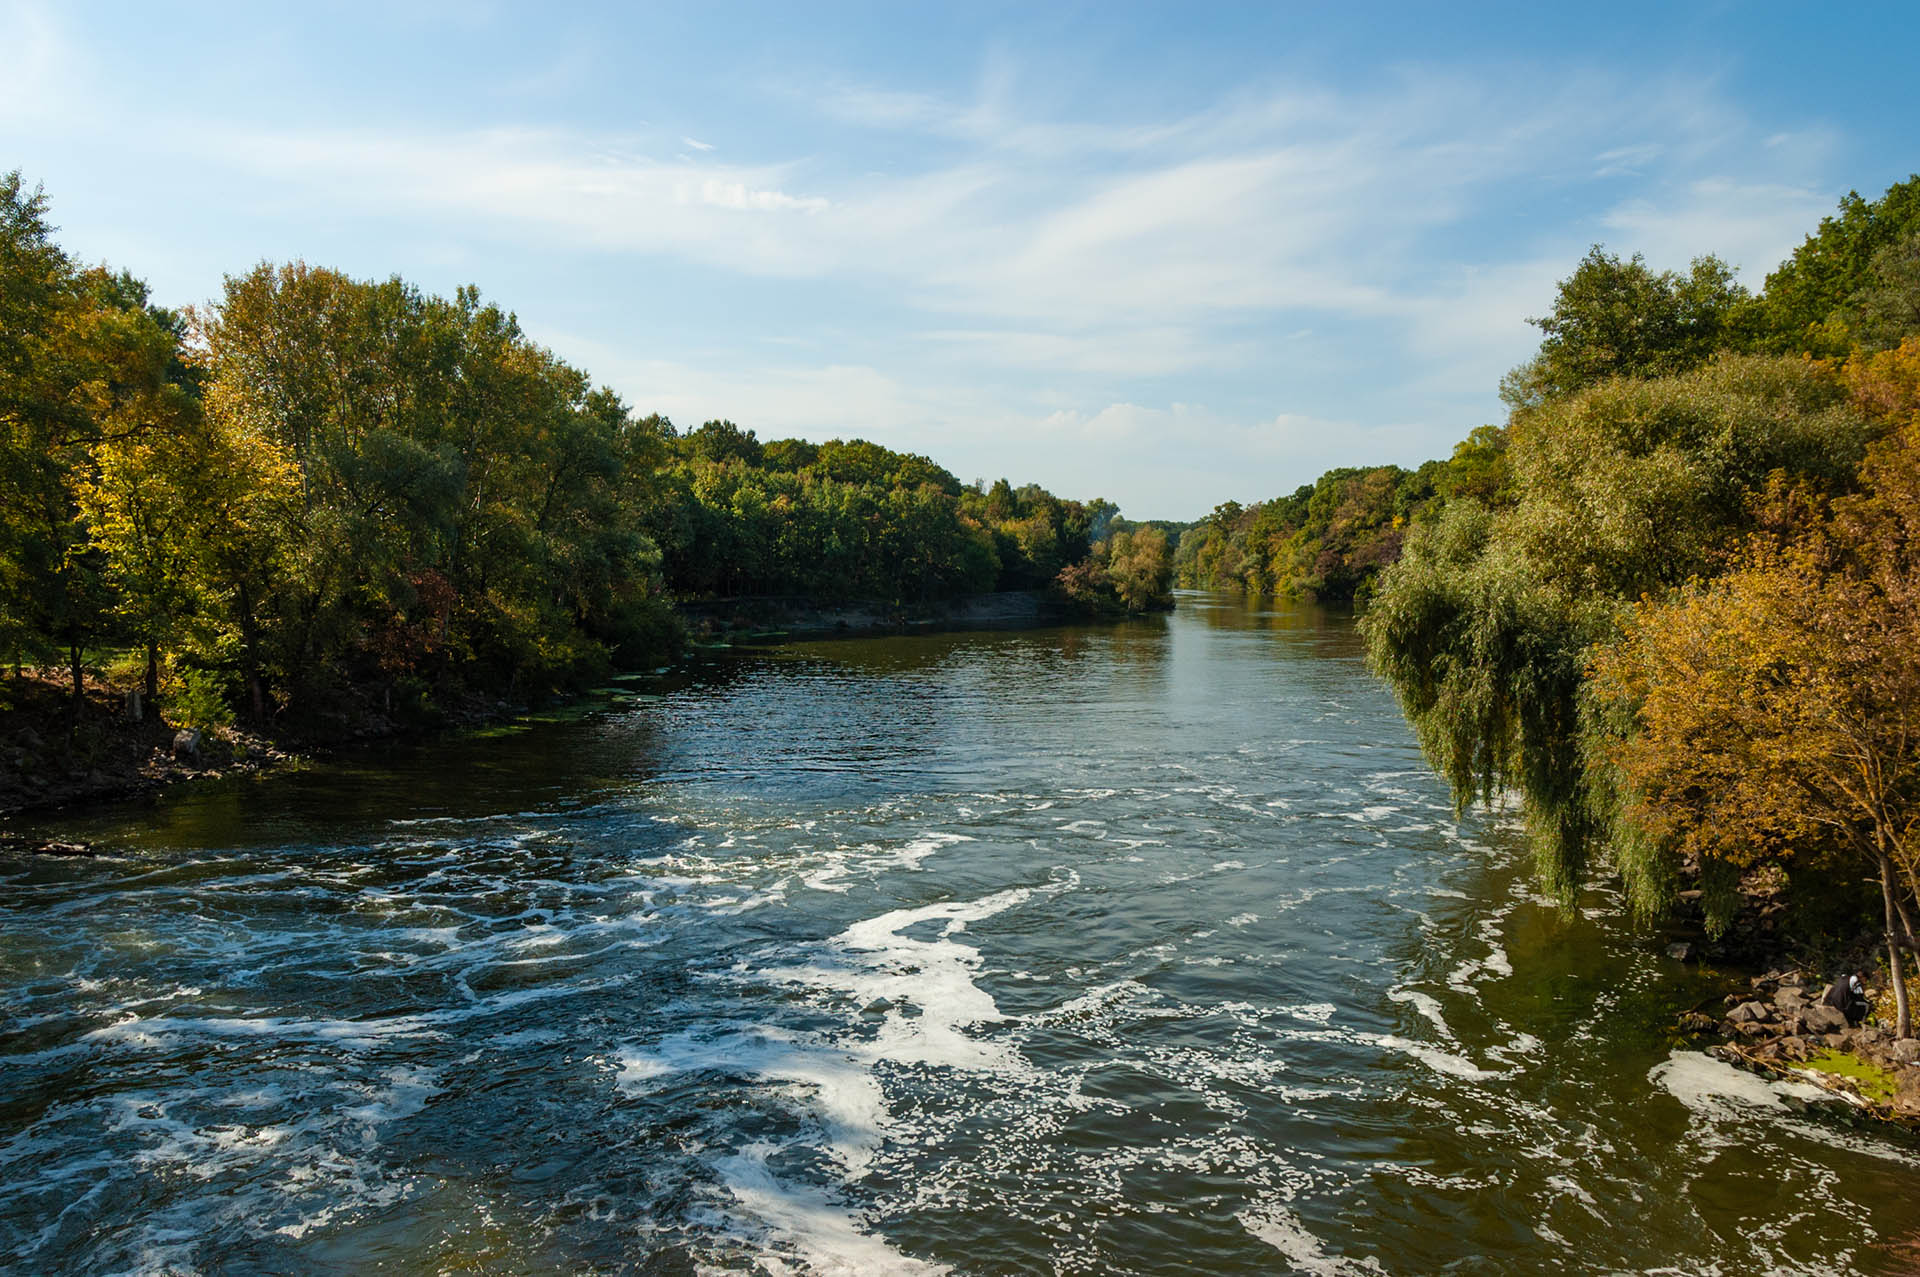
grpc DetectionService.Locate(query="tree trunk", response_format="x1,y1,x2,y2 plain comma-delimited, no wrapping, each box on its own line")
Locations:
144,640,160,720
1883,854,1913,1039
67,640,84,749
237,580,267,722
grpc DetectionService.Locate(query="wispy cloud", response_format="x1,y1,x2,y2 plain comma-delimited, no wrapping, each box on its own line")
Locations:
0,10,1858,515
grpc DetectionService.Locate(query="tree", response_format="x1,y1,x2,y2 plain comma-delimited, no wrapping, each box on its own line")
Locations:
1501,247,1747,411
1591,408,1920,1036
1742,175,1920,355
1364,355,1876,908
0,175,201,729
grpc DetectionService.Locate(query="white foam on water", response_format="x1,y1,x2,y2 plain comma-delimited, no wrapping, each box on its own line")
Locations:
1651,1050,1831,1114
619,1028,888,1173
715,1147,948,1276
1385,988,1456,1042
617,880,1065,1267
799,833,972,894
1238,1203,1385,1275
1366,1034,1503,1082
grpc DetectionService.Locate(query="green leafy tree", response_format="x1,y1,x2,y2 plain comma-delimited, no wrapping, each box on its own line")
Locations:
1501,247,1747,411
1364,355,1875,908
1742,175,1920,356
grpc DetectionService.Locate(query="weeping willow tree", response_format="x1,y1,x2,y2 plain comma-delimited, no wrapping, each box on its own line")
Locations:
1362,354,1876,930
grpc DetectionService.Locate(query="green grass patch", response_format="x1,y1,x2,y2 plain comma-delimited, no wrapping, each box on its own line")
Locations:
1795,1050,1899,1103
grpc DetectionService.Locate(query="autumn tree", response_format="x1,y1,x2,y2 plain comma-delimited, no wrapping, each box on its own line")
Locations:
1364,355,1875,906
1592,395,1920,1036
0,175,200,729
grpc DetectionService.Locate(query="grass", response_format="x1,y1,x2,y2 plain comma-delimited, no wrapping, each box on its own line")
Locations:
1795,1049,1899,1103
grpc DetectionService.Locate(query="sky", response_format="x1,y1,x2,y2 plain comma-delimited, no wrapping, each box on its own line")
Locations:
3,2,1917,520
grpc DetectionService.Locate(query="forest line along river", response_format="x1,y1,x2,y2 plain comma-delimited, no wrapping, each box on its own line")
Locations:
3,591,1918,1274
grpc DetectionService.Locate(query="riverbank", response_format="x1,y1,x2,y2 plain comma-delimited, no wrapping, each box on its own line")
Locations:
0,672,296,821
1688,967,1920,1127
0,590,1116,821
676,588,1082,643
0,669,540,822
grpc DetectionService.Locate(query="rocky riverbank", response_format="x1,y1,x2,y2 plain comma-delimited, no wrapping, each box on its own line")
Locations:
1687,968,1920,1126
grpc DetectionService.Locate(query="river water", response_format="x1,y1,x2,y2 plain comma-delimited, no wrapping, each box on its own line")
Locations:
4,594,1917,1275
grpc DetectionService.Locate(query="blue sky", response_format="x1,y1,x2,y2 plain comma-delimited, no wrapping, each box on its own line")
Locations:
4,2,1916,520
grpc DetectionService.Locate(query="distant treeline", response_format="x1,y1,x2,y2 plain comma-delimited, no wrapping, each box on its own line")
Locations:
0,173,1169,735
1172,428,1509,602
1179,177,1920,606
1358,174,1920,1033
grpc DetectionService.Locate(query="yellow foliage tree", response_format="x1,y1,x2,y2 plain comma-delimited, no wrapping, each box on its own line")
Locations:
1593,411,1920,1037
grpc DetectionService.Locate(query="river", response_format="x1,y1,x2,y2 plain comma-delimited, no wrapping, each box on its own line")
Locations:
3,593,1916,1274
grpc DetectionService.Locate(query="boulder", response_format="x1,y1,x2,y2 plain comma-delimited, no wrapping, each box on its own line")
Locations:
171,728,202,762
1891,1039,1920,1065
1801,1004,1848,1035
1727,1000,1772,1025
1772,987,1806,1012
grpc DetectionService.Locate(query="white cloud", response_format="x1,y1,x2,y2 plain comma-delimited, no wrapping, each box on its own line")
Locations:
4,29,1862,515
1601,177,1833,280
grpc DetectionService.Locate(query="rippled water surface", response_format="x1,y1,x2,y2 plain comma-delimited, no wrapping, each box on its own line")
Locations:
5,594,1919,1274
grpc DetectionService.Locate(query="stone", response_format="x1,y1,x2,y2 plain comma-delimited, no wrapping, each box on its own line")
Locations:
1665,942,1694,963
1801,1004,1847,1035
172,728,202,762
1727,1000,1772,1025
1780,1036,1815,1063
1891,1039,1920,1065
860,998,893,1017
1772,987,1806,1012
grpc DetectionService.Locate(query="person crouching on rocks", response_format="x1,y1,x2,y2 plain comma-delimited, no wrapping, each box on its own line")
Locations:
1822,972,1869,1026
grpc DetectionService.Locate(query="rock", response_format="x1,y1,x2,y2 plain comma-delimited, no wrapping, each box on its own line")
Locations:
1773,987,1806,1012
1891,1039,1920,1065
1858,1025,1889,1046
1779,972,1807,989
1823,1032,1848,1049
1780,1036,1815,1063
1665,942,1695,963
860,998,893,1017
1679,1011,1718,1034
1727,1000,1772,1025
172,728,202,762
1801,1004,1848,1035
